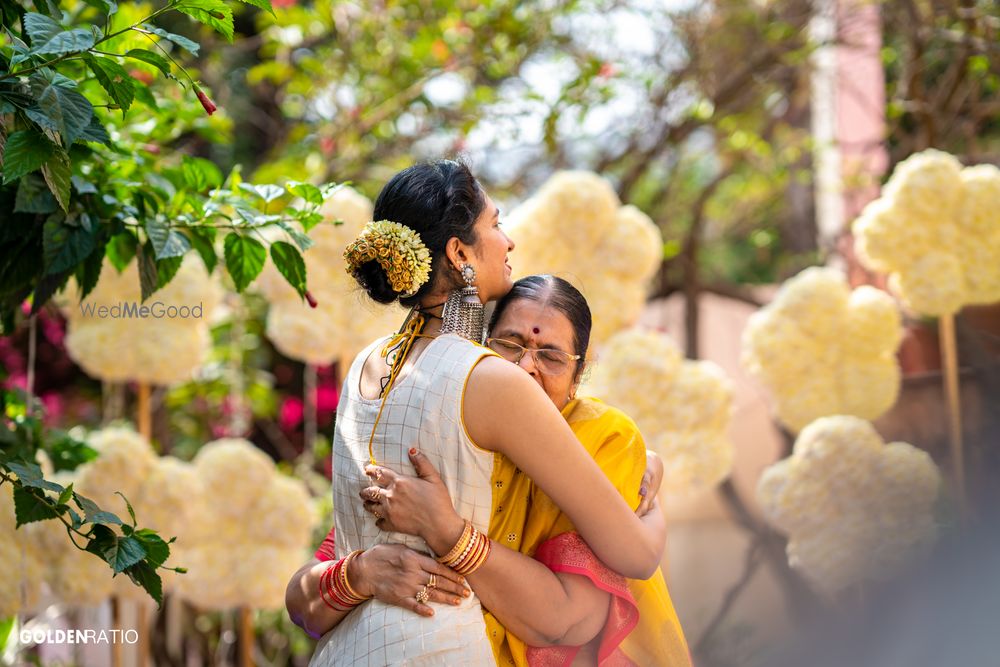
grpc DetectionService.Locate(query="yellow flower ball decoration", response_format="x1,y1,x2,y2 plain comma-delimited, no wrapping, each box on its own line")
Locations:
504,171,663,344
70,427,204,602
256,186,405,366
0,483,47,617
175,438,317,611
582,328,734,494
756,416,940,597
742,267,902,433
853,149,1000,315
61,255,223,385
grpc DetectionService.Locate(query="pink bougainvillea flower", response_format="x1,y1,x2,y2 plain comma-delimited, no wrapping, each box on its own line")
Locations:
280,396,304,431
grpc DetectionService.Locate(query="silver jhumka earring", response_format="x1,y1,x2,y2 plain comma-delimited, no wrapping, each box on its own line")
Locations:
440,263,485,342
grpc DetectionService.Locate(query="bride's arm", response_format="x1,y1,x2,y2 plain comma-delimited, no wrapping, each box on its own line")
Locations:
464,357,665,579
362,441,665,648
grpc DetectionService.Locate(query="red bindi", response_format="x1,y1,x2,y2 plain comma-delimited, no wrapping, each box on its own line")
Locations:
532,327,540,334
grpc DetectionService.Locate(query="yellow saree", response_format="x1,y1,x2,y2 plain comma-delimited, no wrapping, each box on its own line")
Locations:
484,397,691,666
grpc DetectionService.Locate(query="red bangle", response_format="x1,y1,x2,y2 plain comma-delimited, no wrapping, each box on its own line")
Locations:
319,562,351,611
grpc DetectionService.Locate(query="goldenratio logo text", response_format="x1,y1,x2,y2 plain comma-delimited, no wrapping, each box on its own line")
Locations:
78,301,204,319
20,629,139,645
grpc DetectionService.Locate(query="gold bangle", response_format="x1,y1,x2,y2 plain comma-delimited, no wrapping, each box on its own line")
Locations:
340,550,372,602
457,531,491,575
453,527,478,568
436,521,473,564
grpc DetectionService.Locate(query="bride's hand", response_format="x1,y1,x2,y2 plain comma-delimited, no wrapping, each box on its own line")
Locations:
361,449,467,556
351,543,470,617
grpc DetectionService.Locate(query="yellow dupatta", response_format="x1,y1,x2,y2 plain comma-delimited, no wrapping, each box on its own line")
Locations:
484,397,691,667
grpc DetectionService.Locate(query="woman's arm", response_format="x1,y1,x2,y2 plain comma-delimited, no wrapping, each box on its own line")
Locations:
361,451,612,646
284,543,467,639
465,357,666,579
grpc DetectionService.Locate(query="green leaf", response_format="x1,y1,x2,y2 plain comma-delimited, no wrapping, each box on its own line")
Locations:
22,12,61,45
105,535,144,570
86,55,135,113
239,182,284,203
185,227,217,273
276,220,314,251
73,493,124,526
84,523,117,558
31,75,94,145
270,240,306,297
156,254,183,287
181,156,222,191
75,243,104,300
41,147,72,211
124,48,171,76
77,115,111,146
176,0,234,42
43,212,96,274
44,430,98,471
233,0,274,17
57,482,74,506
146,217,191,259
33,28,95,56
137,241,158,301
7,460,64,493
141,25,200,56
286,181,322,205
134,528,170,567
0,616,16,654
132,81,158,109
14,173,58,213
115,491,137,527
125,560,163,606
298,210,324,231
106,232,137,272
1,130,55,183
30,268,72,315
223,234,265,292
13,486,60,526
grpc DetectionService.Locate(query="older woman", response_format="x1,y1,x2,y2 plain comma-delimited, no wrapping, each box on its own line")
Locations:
286,162,667,666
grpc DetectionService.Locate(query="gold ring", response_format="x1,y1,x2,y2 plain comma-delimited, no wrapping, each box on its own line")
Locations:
427,574,437,589
373,509,382,520
416,586,430,604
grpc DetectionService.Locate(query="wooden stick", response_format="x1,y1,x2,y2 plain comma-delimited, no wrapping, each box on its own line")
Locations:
137,604,149,667
939,313,965,511
137,382,152,441
111,598,122,667
134,383,152,666
239,606,254,667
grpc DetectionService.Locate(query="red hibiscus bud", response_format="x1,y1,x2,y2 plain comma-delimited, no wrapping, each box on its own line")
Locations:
194,85,217,116
305,290,318,308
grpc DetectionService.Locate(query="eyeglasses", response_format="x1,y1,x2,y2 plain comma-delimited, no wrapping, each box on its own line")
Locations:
486,338,581,375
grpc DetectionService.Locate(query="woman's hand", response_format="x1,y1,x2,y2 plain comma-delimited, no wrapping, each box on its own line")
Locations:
361,449,466,556
635,450,664,516
350,543,470,617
